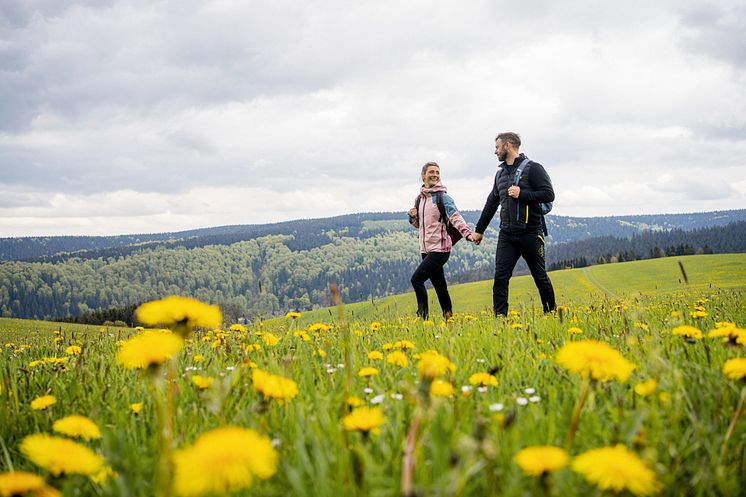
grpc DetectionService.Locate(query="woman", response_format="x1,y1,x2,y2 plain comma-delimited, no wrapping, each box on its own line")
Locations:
408,162,474,320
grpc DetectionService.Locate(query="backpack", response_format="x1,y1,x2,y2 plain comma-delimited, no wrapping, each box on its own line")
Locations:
494,156,553,235
414,192,463,245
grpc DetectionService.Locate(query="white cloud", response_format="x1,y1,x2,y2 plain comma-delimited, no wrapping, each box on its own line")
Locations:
1,0,745,236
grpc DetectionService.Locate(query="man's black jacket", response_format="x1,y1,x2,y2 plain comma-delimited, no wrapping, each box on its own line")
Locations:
475,153,554,235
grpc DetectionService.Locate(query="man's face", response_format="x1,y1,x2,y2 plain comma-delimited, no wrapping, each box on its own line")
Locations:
495,139,509,162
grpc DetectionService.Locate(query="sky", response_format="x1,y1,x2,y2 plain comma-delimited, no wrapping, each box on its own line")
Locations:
1,0,745,237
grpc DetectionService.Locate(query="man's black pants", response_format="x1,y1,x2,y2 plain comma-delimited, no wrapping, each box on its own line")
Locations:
411,252,451,320
493,230,556,316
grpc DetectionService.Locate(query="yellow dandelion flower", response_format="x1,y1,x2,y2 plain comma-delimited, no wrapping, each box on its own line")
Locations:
568,327,583,335
316,349,327,358
515,446,569,476
245,344,261,352
346,396,365,407
0,471,50,496
381,343,393,351
129,403,143,415
394,340,415,350
308,323,331,333
293,331,311,341
52,415,101,440
708,324,746,344
690,310,708,319
173,427,278,497
511,323,523,330
430,379,455,397
670,310,681,318
671,325,702,340
658,392,671,403
193,354,205,363
116,331,184,369
90,465,117,484
191,375,215,390
31,395,56,411
722,358,746,380
285,311,302,319
20,434,104,477
65,345,82,355
416,350,456,378
386,351,408,368
342,407,386,433
634,379,658,397
358,367,379,377
468,372,498,387
262,333,280,346
423,320,434,326
368,350,383,361
251,369,298,401
635,322,650,332
29,360,46,368
572,444,661,496
555,340,635,383
136,296,222,331
370,322,382,331
229,324,247,333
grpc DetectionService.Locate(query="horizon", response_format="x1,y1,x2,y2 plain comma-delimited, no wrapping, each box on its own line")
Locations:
2,206,744,240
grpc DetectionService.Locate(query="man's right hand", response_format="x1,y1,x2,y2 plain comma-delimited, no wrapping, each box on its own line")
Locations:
471,233,483,245
408,208,417,218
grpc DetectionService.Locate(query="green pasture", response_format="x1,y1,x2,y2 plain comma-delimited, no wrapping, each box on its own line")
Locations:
290,254,746,324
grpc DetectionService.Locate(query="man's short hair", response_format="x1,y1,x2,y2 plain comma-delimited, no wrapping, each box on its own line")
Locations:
495,132,521,149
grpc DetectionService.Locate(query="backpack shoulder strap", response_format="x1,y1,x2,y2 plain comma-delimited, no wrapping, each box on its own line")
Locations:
435,192,448,224
513,157,531,185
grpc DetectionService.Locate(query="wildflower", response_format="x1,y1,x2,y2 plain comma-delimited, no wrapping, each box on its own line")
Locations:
416,350,456,378
370,322,382,332
346,396,365,408
285,311,302,319
368,350,383,361
90,465,117,484
568,327,583,335
20,434,104,476
381,343,393,351
193,354,205,363
722,358,746,380
251,369,298,401
393,339,415,350
308,323,331,333
511,323,523,330
0,471,53,496
262,333,280,346
671,325,702,340
358,367,379,377
31,395,56,411
130,403,143,415
229,324,247,333
245,344,261,352
555,340,635,383
191,375,215,390
430,379,455,397
173,427,278,496
708,324,746,345
116,331,184,369
342,407,386,433
65,345,82,355
52,415,101,441
423,320,434,326
29,360,46,368
136,296,222,332
293,331,311,341
634,379,658,397
572,444,661,496
316,349,327,358
635,322,650,332
515,446,569,476
469,372,498,387
386,351,408,368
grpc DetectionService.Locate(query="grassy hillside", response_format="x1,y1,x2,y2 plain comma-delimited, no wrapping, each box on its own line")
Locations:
289,254,746,324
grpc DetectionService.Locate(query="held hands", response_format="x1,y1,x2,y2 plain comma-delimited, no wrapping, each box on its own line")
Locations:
507,185,520,198
408,208,417,218
469,233,483,246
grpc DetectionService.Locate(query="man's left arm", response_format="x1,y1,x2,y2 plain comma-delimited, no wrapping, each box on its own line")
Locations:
518,162,555,204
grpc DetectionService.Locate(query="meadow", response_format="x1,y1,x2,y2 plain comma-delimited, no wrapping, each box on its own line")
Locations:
1,254,745,496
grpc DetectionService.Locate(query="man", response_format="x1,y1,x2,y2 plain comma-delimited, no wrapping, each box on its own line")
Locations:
471,132,556,316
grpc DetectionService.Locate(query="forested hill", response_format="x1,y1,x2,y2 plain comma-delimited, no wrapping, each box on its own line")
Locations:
2,209,745,262
1,215,745,322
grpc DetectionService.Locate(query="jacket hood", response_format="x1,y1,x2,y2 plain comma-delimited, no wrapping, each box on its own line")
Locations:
421,182,447,195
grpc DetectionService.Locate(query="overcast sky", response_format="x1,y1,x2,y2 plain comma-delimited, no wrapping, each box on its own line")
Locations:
1,0,745,237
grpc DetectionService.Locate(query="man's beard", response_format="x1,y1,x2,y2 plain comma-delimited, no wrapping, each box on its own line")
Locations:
498,151,507,161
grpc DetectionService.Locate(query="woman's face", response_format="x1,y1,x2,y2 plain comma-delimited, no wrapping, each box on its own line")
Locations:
422,166,440,187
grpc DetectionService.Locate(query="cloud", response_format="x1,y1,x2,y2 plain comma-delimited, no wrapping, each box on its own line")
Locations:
1,0,746,235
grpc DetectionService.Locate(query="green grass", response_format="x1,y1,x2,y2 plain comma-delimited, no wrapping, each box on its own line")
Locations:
287,253,746,325
1,253,745,497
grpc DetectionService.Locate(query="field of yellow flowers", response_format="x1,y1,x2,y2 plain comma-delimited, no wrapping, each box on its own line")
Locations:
1,289,745,497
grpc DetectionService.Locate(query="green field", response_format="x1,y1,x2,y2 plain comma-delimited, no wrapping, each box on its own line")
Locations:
1,253,745,497
290,253,746,324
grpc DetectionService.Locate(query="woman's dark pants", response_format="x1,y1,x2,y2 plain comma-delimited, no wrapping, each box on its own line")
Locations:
411,252,452,320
